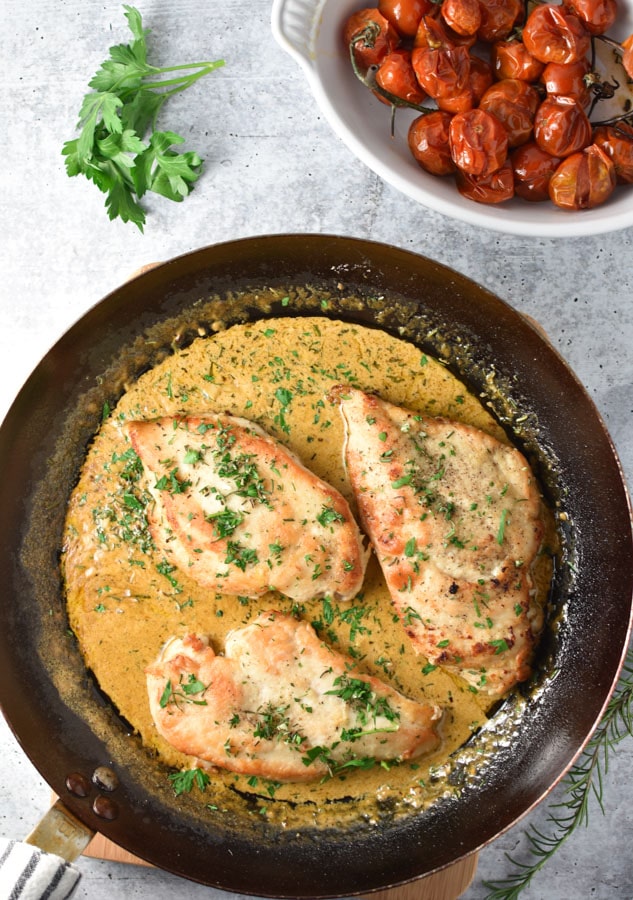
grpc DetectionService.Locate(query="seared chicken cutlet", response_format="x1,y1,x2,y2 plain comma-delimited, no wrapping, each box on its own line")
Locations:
126,414,368,602
334,387,544,697
146,611,442,782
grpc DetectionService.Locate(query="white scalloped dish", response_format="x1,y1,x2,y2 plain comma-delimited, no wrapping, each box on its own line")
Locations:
271,0,633,237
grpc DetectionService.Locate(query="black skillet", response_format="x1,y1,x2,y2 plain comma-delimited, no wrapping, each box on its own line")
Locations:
0,234,631,897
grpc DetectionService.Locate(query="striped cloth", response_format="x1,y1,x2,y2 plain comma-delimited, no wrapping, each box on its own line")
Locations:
0,839,80,900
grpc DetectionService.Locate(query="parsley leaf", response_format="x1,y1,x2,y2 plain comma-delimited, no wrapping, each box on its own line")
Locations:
168,767,211,796
133,130,202,201
62,5,224,230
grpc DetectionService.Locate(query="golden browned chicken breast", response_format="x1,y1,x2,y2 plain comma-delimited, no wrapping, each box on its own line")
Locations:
334,387,545,698
126,413,368,602
146,611,442,782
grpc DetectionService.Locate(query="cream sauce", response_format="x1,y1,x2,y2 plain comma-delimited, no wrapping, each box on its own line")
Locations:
62,316,551,826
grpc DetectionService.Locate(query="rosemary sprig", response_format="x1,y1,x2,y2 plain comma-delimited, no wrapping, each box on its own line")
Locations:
483,644,633,899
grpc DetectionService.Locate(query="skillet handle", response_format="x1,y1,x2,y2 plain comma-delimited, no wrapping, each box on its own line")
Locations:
0,799,93,899
25,797,95,862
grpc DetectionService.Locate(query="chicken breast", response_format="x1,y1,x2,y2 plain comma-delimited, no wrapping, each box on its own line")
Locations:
146,611,442,782
333,387,545,697
125,413,368,602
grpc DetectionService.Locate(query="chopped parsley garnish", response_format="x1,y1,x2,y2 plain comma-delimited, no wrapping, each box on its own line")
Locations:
316,505,345,527
497,509,509,545
325,674,399,726
490,638,510,655
156,558,183,593
206,507,244,538
183,448,202,465
224,540,258,571
252,704,303,746
168,767,211,796
160,673,208,709
301,745,379,777
213,437,269,506
403,606,422,625
273,387,293,434
155,467,191,494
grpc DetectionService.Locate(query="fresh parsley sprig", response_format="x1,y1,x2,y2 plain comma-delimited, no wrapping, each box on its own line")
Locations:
62,5,224,230
483,643,633,899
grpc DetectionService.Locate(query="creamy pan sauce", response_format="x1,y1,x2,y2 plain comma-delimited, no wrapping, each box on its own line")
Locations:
62,316,551,826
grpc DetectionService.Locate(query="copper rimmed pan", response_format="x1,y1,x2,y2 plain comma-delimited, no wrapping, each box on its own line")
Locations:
0,234,631,897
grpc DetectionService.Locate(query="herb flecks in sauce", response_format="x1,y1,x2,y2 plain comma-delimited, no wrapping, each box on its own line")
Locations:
62,316,553,829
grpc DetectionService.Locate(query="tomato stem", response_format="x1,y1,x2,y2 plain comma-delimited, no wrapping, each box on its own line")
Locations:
348,27,432,123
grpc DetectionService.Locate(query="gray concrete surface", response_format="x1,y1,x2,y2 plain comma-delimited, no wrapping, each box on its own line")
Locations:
1,2,632,898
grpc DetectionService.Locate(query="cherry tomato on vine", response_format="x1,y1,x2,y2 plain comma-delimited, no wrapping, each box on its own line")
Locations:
375,48,427,104
479,78,540,147
343,8,401,70
449,107,508,175
593,124,633,183
412,44,471,100
491,39,545,82
522,4,591,65
548,143,616,208
413,13,476,49
468,54,494,103
511,142,562,200
565,0,617,35
541,59,592,107
534,96,592,157
477,0,522,43
343,0,632,213
455,160,515,202
436,89,475,113
413,15,451,48
378,0,432,38
441,0,481,37
408,110,457,175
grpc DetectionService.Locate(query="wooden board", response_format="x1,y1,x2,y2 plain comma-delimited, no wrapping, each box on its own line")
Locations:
82,829,478,899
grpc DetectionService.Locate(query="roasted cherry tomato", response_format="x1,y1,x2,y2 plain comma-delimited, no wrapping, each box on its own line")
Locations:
378,0,432,38
413,14,453,48
436,88,475,113
413,12,476,49
412,44,471,100
541,59,592,107
468,53,495,103
534,96,592,157
623,34,633,80
455,159,515,202
593,123,633,183
511,141,562,200
408,110,457,175
375,48,427,104
549,143,616,208
522,4,591,65
491,39,545,82
477,0,522,43
344,0,632,212
449,107,508,175
479,78,540,147
565,0,617,35
343,8,401,70
441,0,481,37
